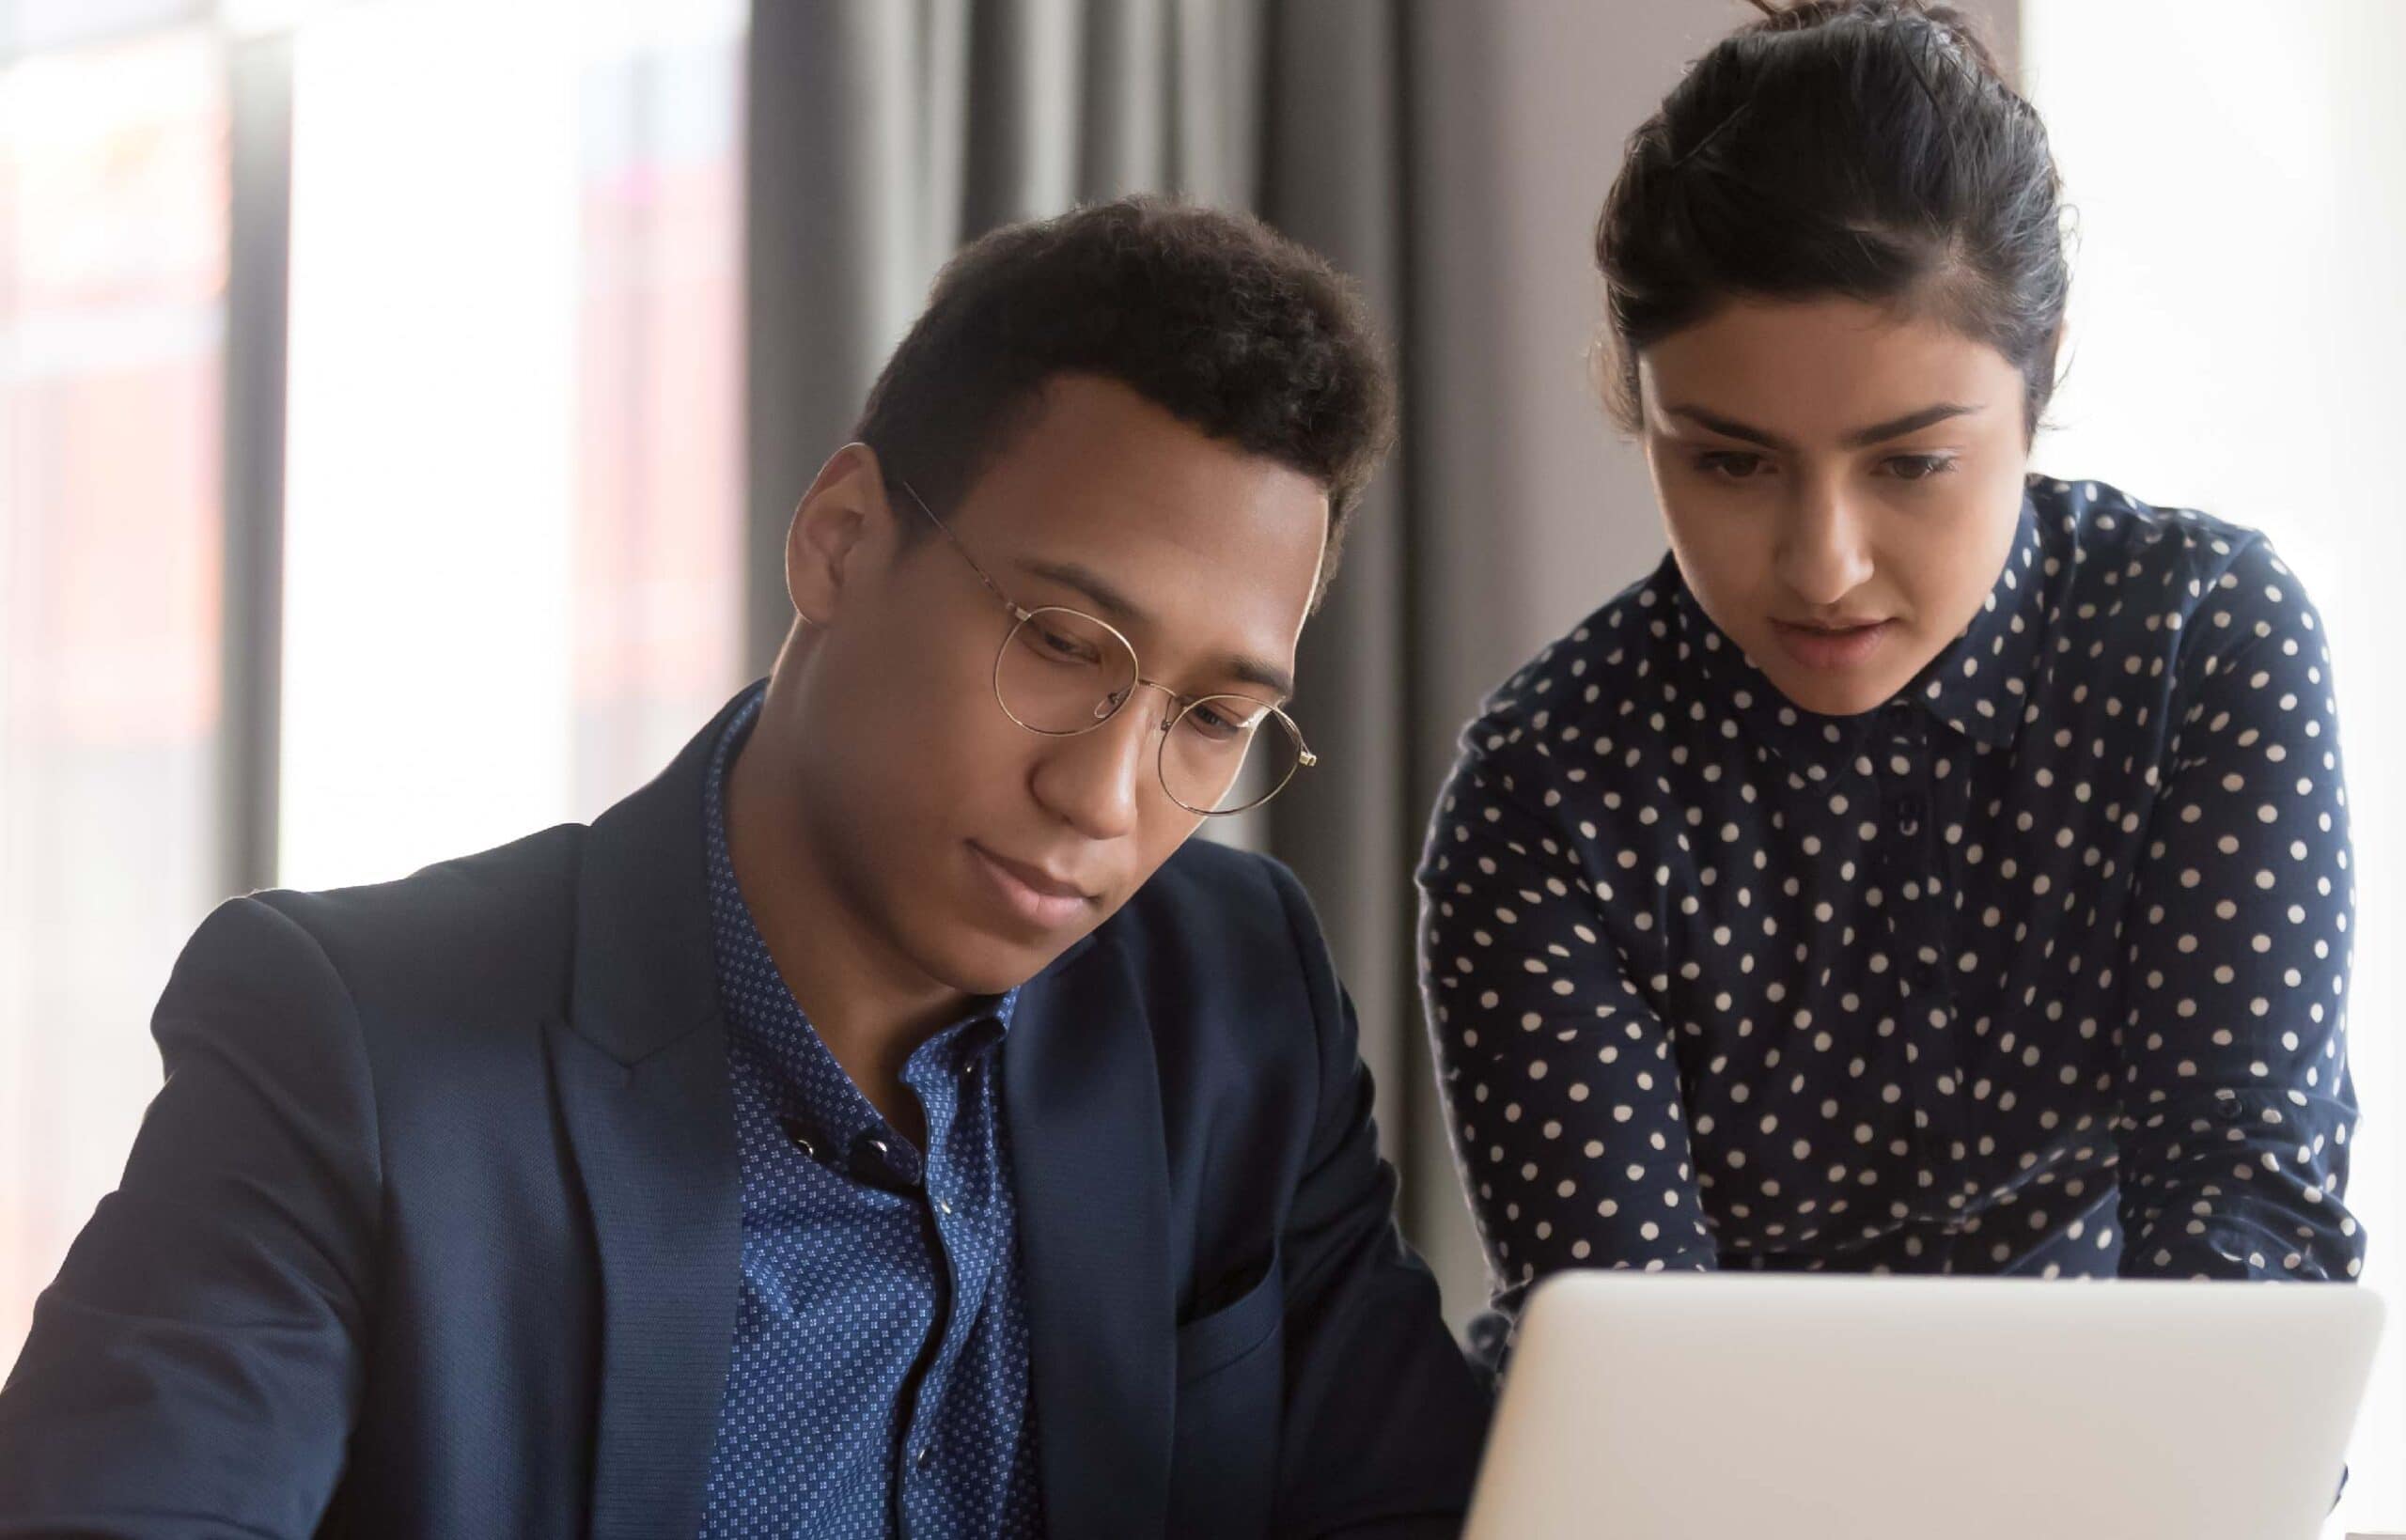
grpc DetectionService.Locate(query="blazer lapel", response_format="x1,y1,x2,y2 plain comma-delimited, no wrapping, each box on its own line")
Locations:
1006,931,1177,1540
551,690,753,1540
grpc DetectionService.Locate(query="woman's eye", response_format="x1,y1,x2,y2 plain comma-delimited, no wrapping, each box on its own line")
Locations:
1882,453,1958,482
1696,450,1770,480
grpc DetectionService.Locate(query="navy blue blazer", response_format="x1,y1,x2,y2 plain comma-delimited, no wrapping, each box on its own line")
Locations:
0,692,1488,1538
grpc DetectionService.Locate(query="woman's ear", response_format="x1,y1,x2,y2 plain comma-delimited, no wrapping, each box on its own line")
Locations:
785,443,889,627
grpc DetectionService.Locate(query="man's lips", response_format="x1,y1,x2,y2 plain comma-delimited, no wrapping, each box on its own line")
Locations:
968,842,1100,930
973,845,1094,901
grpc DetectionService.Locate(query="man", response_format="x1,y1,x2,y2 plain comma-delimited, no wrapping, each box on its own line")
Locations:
0,198,1488,1538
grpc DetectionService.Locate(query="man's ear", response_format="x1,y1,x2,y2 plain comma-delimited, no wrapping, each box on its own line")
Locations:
785,443,891,627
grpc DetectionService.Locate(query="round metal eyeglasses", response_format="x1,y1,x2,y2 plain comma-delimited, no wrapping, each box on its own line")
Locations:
898,480,1316,817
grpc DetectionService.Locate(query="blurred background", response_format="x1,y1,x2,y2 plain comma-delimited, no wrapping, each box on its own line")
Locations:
2,0,2398,1529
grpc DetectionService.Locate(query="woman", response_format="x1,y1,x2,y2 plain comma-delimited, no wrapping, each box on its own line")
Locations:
1420,0,2362,1342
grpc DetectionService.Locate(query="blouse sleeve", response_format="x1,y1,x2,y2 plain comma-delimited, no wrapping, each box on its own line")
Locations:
1418,723,1717,1323
2113,535,2364,1281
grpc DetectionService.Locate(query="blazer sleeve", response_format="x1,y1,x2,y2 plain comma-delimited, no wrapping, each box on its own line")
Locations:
1261,859,1492,1540
0,895,381,1539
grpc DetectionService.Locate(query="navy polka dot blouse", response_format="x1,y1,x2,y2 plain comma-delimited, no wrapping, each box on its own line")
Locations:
699,689,1043,1537
1419,477,2364,1326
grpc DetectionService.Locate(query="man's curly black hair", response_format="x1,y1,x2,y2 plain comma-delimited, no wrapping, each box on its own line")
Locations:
851,196,1394,603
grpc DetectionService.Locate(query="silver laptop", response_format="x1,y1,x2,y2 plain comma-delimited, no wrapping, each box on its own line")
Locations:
1465,1272,2384,1540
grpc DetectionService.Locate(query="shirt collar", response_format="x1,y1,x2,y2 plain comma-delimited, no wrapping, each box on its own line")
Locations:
1681,490,2050,779
1915,491,2049,750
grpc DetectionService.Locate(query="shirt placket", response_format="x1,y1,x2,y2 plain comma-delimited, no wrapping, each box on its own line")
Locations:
897,1045,999,1539
1874,702,1975,1243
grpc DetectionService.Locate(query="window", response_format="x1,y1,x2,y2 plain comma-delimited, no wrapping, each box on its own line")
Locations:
0,0,743,1361
278,0,743,889
0,21,227,1361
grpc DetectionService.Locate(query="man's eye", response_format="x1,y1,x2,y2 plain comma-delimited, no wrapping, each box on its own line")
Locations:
1183,704,1240,739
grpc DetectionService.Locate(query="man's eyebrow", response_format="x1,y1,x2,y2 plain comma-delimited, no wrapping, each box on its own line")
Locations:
1219,655,1295,703
1015,557,1294,702
1016,558,1150,630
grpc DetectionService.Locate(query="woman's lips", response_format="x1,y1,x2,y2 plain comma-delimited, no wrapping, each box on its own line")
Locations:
1770,618,1895,672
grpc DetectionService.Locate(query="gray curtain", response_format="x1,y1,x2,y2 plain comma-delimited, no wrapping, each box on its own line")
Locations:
743,0,1479,1323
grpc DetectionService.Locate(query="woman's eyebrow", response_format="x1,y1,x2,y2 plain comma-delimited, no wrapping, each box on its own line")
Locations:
1663,400,1984,451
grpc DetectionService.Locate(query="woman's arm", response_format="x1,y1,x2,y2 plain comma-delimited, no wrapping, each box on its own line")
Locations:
1419,728,1717,1321
2113,536,2363,1281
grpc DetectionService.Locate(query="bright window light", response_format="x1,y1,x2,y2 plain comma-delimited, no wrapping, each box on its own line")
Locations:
2023,5,2406,1532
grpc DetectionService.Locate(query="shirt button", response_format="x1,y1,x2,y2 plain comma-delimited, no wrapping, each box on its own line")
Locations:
914,1444,934,1470
936,1196,954,1217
